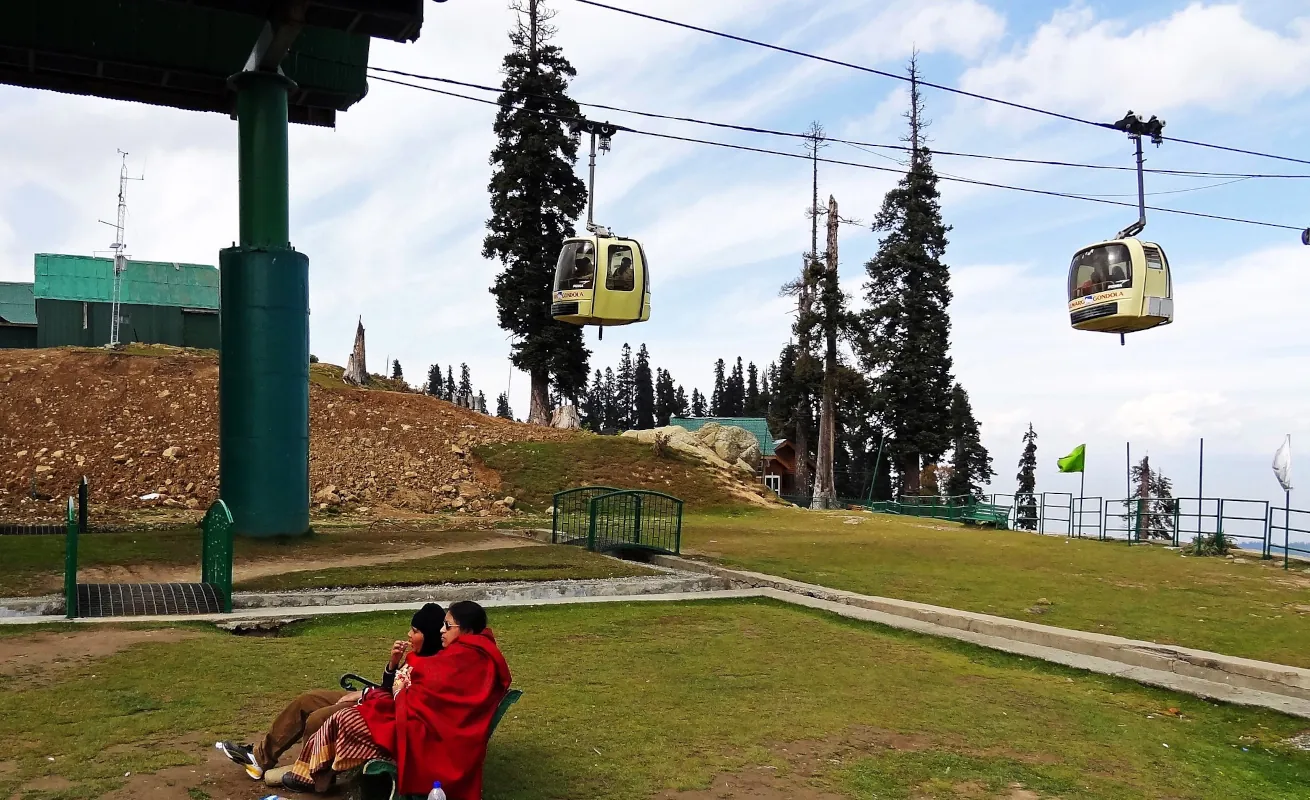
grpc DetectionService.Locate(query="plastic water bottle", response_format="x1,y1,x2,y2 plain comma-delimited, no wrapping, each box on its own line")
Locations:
426,782,447,800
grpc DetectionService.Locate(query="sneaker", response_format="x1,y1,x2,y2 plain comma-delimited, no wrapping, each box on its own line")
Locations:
214,741,263,780
281,769,316,792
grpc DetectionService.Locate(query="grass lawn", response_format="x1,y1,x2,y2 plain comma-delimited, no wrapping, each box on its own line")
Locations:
0,524,530,598
1,600,1308,799
684,509,1310,668
476,437,748,511
232,545,659,592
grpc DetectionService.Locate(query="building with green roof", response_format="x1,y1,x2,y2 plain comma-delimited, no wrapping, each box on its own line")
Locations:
670,417,777,457
0,281,37,348
30,253,220,349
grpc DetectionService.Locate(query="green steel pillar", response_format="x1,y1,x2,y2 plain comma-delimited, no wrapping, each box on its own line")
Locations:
219,70,310,538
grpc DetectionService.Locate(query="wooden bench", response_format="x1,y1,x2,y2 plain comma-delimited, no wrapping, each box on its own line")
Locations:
962,503,1011,528
338,673,522,800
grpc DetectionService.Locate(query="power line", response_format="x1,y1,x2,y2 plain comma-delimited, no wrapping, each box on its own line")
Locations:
569,0,1310,167
370,75,1304,234
365,65,1310,181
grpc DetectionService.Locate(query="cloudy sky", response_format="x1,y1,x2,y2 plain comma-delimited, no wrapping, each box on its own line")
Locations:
1,0,1307,517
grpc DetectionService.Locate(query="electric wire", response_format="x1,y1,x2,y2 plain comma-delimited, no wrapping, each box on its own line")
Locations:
370,74,1304,233
569,0,1310,167
365,65,1310,180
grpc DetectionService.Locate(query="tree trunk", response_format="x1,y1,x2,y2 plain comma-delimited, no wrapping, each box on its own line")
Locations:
811,195,840,510
550,404,581,429
527,368,550,426
342,317,368,386
901,451,921,496
794,398,811,499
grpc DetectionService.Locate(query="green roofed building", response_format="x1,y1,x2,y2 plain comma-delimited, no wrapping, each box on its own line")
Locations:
32,253,220,349
0,281,38,348
669,417,778,458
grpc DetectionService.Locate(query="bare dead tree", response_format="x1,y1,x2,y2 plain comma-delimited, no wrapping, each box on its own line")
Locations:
342,317,368,386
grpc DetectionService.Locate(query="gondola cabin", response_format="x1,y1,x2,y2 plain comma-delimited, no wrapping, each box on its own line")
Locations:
1067,238,1173,334
551,234,651,328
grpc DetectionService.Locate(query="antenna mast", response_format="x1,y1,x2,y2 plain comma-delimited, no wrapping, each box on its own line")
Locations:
102,150,142,347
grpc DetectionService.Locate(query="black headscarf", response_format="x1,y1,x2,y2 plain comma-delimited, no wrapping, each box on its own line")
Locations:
410,602,445,656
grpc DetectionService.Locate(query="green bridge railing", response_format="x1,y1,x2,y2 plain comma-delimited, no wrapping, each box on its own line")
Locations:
552,487,683,555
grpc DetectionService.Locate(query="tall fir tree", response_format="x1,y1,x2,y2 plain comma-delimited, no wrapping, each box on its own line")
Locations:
483,0,589,424
654,368,676,427
581,370,604,430
710,359,727,416
602,367,620,432
726,357,746,416
673,384,689,418
1128,456,1177,541
856,57,953,495
425,364,442,397
615,343,635,430
391,359,403,381
745,362,761,416
459,364,474,401
1015,423,1038,531
476,390,488,414
633,344,656,430
445,366,456,402
691,388,707,417
496,392,514,419
944,383,994,498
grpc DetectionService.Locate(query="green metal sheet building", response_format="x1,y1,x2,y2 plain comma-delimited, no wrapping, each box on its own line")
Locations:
0,281,38,348
32,254,220,349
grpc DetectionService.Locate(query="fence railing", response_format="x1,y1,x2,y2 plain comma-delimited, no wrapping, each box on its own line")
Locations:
552,487,684,555
1269,505,1310,569
552,486,620,546
3,477,89,536
201,500,234,613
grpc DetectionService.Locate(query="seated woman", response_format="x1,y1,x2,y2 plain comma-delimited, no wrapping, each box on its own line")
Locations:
284,601,512,798
217,603,445,785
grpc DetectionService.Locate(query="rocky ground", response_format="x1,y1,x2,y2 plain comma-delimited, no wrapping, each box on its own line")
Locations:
0,347,575,523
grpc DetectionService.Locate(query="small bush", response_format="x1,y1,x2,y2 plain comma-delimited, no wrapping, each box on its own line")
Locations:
652,433,672,459
309,354,319,364
1184,531,1230,556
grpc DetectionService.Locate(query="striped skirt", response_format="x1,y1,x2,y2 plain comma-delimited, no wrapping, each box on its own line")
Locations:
289,706,388,789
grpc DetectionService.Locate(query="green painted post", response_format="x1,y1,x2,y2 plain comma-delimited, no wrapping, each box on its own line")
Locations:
587,500,598,552
219,70,310,538
63,497,77,619
632,494,643,546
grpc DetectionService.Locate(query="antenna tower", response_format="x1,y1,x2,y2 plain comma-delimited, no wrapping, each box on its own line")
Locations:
100,151,142,347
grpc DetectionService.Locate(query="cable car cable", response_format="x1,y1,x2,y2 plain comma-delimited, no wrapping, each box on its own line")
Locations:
364,64,1310,181
568,0,1310,167
370,75,1304,234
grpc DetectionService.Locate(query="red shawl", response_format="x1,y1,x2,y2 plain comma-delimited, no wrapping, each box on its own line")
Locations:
359,631,512,799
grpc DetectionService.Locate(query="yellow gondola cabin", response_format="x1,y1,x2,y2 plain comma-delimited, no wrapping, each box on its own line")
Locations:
551,232,651,329
1067,238,1173,334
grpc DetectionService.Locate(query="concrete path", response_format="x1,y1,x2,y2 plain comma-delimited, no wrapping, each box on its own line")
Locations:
5,553,1310,719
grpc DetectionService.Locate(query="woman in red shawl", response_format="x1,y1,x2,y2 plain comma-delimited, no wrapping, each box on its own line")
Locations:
282,601,512,799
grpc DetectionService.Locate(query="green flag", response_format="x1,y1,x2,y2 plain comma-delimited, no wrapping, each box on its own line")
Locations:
1058,444,1086,473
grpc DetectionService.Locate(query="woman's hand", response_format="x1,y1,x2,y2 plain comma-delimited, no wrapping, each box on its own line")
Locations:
341,690,363,704
388,640,409,670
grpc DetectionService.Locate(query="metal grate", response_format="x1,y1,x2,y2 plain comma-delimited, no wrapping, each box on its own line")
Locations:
75,583,223,618
552,486,620,546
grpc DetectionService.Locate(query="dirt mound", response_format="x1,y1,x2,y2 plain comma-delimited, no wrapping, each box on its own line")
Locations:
0,347,573,522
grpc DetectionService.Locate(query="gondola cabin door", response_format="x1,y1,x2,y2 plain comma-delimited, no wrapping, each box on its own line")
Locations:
1067,238,1173,335
551,235,651,328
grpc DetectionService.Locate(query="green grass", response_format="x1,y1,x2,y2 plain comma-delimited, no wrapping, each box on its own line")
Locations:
233,545,659,592
0,525,509,598
684,508,1310,667
476,437,748,511
1,600,1307,799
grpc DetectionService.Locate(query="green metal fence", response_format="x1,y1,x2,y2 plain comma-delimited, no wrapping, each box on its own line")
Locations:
552,486,621,546
1269,505,1310,568
588,491,683,555
201,500,235,612
1072,496,1104,539
63,496,78,619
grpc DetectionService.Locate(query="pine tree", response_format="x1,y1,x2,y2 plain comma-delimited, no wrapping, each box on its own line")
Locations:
391,359,403,381
445,367,456,402
726,357,745,417
758,371,770,415
602,367,620,432
654,368,676,427
1128,456,1176,541
745,363,761,416
674,384,689,418
768,343,820,495
710,359,727,416
476,390,488,414
1015,423,1038,531
691,388,707,417
633,345,655,430
944,383,994,499
855,57,953,496
425,364,442,397
581,370,604,430
483,0,590,424
496,392,514,419
459,364,473,402
614,343,635,430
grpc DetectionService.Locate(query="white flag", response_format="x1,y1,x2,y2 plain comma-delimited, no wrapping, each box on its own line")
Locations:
1273,435,1293,492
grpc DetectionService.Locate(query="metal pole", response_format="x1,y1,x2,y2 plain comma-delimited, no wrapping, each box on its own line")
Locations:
587,131,597,227
1287,489,1292,571
1078,471,1085,537
1134,135,1146,230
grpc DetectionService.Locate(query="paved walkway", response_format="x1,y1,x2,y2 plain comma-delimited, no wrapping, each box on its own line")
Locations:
6,556,1310,719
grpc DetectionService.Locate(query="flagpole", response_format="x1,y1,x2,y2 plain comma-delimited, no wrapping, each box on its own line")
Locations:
1285,488,1291,571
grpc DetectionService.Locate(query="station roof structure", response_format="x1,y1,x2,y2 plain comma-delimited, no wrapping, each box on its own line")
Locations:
0,0,425,126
